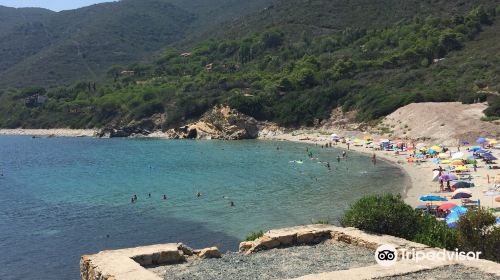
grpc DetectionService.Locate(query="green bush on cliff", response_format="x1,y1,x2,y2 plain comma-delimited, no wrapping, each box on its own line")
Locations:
457,208,499,262
245,230,264,241
340,194,421,240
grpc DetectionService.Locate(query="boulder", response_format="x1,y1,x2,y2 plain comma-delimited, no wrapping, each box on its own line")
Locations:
239,241,254,252
198,247,221,259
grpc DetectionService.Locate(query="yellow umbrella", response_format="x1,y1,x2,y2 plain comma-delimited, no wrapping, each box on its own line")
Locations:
352,138,362,143
363,135,372,140
441,160,452,164
455,166,468,171
489,139,498,145
431,145,442,152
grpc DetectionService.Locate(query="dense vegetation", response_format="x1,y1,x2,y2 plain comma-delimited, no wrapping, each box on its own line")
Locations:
0,0,273,88
0,2,499,128
341,194,499,262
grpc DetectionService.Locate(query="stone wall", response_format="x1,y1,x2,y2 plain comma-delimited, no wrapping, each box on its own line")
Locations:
81,224,500,280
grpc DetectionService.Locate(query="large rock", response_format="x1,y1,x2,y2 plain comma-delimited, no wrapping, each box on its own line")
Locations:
166,105,259,140
197,247,221,259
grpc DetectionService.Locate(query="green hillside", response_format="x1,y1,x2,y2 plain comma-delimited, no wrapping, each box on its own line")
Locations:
0,1,499,129
0,0,273,88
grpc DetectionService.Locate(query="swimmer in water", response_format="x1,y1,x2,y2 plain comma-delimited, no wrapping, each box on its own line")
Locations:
163,194,167,200
197,192,202,198
230,201,235,207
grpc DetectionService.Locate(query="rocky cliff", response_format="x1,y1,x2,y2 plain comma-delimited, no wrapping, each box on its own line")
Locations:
164,105,259,140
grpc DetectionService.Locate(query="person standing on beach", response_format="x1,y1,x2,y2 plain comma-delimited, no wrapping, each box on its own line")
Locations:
347,143,350,150
372,153,377,166
337,155,341,163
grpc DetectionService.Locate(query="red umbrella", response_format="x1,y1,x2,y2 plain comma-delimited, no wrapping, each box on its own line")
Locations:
438,202,458,211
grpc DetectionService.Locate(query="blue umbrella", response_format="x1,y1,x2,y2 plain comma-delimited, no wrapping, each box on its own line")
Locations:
420,196,448,202
452,192,472,199
483,154,497,161
452,181,474,189
469,147,481,152
467,155,479,159
476,137,486,144
428,149,437,155
446,211,463,228
450,206,468,215
462,141,470,145
478,149,491,154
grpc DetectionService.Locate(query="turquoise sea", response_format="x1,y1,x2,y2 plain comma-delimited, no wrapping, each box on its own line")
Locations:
0,137,407,279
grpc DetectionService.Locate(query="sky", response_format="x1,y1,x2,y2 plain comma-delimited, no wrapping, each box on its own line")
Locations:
0,0,117,11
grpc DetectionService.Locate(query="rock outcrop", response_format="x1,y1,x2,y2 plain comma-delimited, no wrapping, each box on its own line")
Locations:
165,105,259,140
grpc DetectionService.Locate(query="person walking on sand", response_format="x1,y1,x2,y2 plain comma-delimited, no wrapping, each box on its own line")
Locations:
473,163,477,172
347,142,350,150
372,153,377,166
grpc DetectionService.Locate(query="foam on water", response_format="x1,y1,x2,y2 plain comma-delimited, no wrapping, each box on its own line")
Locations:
0,137,406,279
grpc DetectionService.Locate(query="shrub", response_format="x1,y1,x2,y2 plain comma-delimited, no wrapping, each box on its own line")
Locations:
484,227,500,262
340,194,421,240
245,230,264,241
313,219,329,224
413,214,458,250
457,208,497,261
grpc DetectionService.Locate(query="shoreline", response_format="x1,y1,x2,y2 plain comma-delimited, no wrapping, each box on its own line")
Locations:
0,128,97,137
258,130,499,211
1,128,498,210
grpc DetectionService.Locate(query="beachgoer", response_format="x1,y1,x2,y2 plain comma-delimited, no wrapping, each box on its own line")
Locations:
131,197,135,203
276,146,280,150
197,192,202,198
148,193,151,198
134,194,137,201
347,143,350,150
337,155,341,163
446,181,451,191
372,153,377,166
473,163,477,172
326,162,331,170
230,201,235,207
163,195,167,200
439,179,444,192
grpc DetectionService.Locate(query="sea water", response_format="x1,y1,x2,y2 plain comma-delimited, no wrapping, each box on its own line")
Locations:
0,137,407,280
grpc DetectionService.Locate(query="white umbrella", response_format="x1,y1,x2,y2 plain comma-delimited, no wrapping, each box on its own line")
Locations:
452,152,464,160
432,171,440,182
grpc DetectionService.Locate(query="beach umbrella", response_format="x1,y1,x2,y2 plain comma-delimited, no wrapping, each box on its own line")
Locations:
450,206,468,215
477,149,491,154
420,195,447,202
483,154,497,161
451,160,465,165
428,149,437,155
352,138,362,143
467,155,479,159
363,135,372,140
452,181,474,189
495,197,500,203
476,137,487,144
441,160,452,164
440,174,458,182
432,171,440,182
438,202,457,211
462,141,470,145
452,152,464,160
469,147,481,152
439,153,450,159
452,188,472,196
455,166,469,172
489,139,498,145
446,211,463,228
452,192,472,199
431,145,442,152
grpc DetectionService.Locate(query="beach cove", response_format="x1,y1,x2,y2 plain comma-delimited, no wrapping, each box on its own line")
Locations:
0,136,407,280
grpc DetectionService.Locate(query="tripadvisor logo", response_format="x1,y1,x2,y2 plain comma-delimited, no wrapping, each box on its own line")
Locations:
375,244,482,267
375,244,397,267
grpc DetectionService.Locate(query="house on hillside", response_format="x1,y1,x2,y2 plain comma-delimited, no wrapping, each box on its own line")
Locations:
180,52,192,57
25,94,47,107
120,70,135,76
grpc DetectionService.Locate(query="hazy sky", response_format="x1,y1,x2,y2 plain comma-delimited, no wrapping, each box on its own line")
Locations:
0,0,117,11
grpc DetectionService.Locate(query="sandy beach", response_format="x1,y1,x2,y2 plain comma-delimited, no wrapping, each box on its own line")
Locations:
0,128,97,137
259,129,500,213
